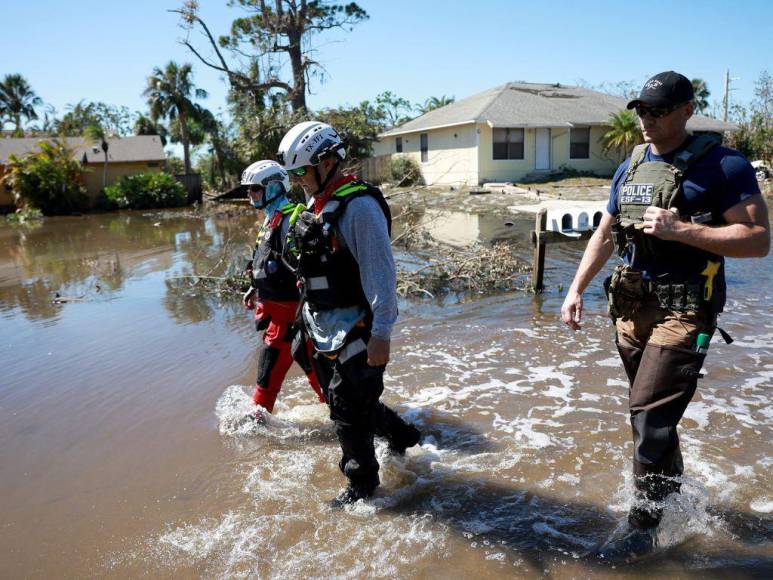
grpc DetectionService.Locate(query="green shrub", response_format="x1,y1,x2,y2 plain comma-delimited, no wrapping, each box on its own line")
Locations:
104,172,187,209
388,155,423,186
2,207,44,224
3,140,88,215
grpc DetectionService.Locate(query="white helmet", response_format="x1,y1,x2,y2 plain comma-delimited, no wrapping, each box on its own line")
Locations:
277,121,346,171
240,160,290,191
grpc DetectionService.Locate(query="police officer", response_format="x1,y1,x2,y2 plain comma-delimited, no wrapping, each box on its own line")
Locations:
560,71,770,556
277,121,421,506
241,160,325,420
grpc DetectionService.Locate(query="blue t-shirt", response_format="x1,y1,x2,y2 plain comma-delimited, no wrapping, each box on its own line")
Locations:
607,136,761,280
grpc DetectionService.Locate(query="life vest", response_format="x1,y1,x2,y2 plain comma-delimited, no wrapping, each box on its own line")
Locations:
292,180,391,311
251,203,303,301
612,134,727,312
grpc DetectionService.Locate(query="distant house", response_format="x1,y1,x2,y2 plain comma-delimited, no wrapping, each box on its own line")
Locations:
0,135,166,210
371,82,736,186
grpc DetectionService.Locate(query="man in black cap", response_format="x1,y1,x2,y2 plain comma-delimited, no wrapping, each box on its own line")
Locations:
561,71,769,559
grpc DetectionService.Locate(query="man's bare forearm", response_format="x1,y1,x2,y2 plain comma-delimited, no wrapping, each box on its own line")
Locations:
568,218,616,295
668,221,770,258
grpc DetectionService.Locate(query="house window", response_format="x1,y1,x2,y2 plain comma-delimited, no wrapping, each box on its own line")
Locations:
493,128,524,160
570,127,590,159
420,133,428,163
395,137,403,153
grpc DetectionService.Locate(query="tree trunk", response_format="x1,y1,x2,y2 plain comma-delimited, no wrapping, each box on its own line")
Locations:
286,26,306,112
102,142,109,189
179,110,192,175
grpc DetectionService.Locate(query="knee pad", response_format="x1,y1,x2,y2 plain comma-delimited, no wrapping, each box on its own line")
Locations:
256,344,281,388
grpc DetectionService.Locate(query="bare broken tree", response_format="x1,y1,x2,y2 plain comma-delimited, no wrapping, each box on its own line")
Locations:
173,0,368,112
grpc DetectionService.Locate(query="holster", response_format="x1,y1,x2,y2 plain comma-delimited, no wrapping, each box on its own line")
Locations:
606,265,645,321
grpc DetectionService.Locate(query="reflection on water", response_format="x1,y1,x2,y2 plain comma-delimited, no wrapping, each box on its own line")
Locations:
0,209,771,578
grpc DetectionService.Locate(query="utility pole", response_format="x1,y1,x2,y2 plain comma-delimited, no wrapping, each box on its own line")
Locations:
723,69,730,122
722,69,740,122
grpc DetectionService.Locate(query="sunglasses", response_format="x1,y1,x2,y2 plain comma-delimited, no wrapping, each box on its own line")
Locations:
288,166,308,177
247,184,264,193
635,103,685,119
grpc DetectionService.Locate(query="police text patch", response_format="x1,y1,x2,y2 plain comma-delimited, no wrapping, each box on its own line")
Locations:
620,183,654,205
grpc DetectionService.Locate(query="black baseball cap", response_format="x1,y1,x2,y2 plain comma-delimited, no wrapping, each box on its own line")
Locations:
626,71,694,109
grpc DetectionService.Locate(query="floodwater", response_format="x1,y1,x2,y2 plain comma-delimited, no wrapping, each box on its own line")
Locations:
0,207,771,579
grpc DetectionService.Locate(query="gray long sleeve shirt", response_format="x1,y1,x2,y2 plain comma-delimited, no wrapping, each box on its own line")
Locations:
336,195,398,340
302,193,398,350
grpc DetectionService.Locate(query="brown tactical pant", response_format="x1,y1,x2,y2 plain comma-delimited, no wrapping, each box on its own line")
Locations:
614,297,712,527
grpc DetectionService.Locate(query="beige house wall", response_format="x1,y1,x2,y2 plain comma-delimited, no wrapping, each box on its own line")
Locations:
81,161,164,203
373,123,618,187
373,124,479,186
550,126,618,176
477,124,537,183
478,125,617,183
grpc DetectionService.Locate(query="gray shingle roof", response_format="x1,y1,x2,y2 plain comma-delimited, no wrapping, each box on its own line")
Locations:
380,82,736,136
0,135,166,164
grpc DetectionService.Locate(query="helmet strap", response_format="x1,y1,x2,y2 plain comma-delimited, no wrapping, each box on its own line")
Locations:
312,157,341,197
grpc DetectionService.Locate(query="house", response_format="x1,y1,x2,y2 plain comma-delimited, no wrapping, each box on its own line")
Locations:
0,135,166,210
371,82,736,186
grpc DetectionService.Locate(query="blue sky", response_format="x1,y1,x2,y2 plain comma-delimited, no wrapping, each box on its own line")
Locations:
2,0,771,126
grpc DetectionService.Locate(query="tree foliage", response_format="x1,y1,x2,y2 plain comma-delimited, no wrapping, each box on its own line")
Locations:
725,70,773,163
1,140,88,214
374,91,414,129
691,78,710,114
144,61,207,174
134,113,169,146
417,95,455,114
174,0,368,111
601,110,643,161
56,101,134,137
0,73,43,135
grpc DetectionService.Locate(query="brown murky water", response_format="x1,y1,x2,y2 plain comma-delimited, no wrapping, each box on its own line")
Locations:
1,207,771,578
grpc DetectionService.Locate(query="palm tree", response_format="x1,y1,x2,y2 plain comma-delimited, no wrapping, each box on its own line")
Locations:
143,62,207,174
0,74,43,135
418,95,455,114
134,113,168,146
691,79,710,114
84,123,111,189
601,110,643,162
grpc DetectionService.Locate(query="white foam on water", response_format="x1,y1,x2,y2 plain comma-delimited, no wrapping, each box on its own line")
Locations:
739,370,773,390
728,332,773,348
595,357,620,367
683,401,714,430
493,414,561,449
749,498,773,513
215,385,330,441
606,378,628,389
657,478,724,549
132,311,772,576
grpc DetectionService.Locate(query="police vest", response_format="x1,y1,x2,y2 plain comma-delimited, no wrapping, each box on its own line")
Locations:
251,203,303,302
613,134,727,312
293,180,391,311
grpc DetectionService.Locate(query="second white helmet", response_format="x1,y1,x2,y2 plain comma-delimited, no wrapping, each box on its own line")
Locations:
240,160,291,192
277,121,346,171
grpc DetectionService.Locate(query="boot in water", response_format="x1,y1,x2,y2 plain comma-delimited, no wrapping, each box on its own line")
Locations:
595,525,656,563
329,484,375,509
